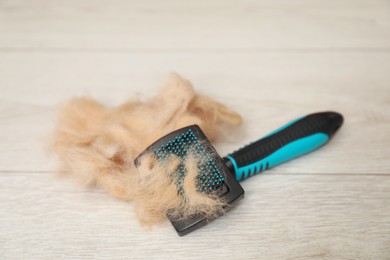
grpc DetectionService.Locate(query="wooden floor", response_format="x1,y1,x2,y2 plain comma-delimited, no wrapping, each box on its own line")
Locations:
1,0,389,259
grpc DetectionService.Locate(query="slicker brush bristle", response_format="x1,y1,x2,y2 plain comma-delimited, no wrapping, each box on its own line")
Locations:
153,129,225,193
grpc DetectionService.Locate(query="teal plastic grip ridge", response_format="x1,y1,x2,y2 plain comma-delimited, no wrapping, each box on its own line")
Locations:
228,117,304,155
227,133,329,181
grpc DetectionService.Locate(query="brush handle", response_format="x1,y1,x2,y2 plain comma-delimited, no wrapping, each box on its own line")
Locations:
223,112,343,181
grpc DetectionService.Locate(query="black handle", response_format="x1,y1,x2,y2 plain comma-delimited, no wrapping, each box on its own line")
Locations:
224,111,343,181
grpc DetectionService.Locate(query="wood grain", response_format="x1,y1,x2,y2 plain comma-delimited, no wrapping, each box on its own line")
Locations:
0,52,388,174
1,173,389,259
0,0,389,50
0,0,389,259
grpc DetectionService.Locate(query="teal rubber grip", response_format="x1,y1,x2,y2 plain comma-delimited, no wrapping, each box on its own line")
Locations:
223,112,343,181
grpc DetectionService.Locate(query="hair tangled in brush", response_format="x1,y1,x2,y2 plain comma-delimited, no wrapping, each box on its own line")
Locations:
52,73,241,227
134,152,226,227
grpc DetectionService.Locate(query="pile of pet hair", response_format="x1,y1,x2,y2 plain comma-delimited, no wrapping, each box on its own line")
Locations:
52,73,242,226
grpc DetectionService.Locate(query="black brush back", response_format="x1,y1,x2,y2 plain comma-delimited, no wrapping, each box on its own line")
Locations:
135,125,244,236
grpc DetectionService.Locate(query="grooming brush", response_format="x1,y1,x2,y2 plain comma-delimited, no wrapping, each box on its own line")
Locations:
135,111,343,236
135,125,244,235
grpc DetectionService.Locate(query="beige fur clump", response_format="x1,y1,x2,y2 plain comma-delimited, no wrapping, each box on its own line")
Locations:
134,153,226,226
52,73,242,227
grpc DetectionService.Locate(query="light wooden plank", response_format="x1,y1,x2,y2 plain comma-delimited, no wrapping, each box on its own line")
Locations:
1,103,389,174
0,52,389,173
0,172,389,259
0,0,389,50
1,52,388,105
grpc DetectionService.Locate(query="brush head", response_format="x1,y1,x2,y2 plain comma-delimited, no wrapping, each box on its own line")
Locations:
135,125,244,236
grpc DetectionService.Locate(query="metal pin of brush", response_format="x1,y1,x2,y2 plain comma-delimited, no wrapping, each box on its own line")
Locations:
134,111,343,236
